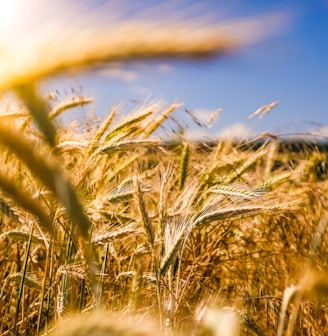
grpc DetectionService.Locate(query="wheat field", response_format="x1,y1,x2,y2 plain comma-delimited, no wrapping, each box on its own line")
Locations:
0,4,327,336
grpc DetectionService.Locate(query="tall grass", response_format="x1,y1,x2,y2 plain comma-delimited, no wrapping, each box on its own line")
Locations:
0,3,327,336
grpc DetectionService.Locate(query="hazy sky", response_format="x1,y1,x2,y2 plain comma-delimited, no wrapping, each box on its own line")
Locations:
2,0,326,139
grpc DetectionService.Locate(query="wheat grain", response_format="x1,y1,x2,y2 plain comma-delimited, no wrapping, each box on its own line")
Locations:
0,124,91,238
134,177,155,246
97,139,159,155
104,110,153,142
49,96,93,120
178,143,190,191
193,204,285,227
15,83,57,147
0,199,23,223
92,225,138,245
210,184,264,200
1,272,42,294
0,229,45,245
57,264,87,281
142,103,179,139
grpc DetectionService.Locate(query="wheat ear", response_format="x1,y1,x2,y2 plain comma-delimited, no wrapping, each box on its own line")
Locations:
13,224,34,335
193,204,286,227
0,199,23,223
0,124,90,239
224,149,267,183
210,184,264,200
134,177,155,246
0,12,280,89
85,107,117,157
49,96,93,119
178,143,190,190
15,83,57,147
142,103,179,139
0,229,45,245
0,171,54,233
92,225,138,245
104,110,153,142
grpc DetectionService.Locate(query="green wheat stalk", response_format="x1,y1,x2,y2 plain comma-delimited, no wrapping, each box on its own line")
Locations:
178,143,190,190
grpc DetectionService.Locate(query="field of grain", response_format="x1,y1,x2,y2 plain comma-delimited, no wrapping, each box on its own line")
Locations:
0,5,327,335
1,96,328,335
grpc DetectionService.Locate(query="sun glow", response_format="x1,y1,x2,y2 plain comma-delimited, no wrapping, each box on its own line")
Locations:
0,0,30,48
0,0,20,31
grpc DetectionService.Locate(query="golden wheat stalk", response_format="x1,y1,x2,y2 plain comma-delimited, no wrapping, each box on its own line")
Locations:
158,164,175,256
56,287,65,319
178,143,190,191
104,110,154,142
0,199,23,223
92,225,138,245
49,96,93,119
78,111,154,184
248,101,279,120
134,177,155,246
15,84,58,147
210,184,264,200
193,204,287,227
85,107,117,157
128,267,144,312
0,11,284,89
104,153,142,183
1,272,42,294
160,218,190,277
0,171,54,233
116,271,157,286
256,171,292,191
142,103,179,139
0,124,90,238
107,179,150,204
0,229,45,245
56,264,87,281
224,148,267,183
55,139,90,151
96,139,159,155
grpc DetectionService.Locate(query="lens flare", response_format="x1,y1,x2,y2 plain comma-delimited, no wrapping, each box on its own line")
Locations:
0,0,22,43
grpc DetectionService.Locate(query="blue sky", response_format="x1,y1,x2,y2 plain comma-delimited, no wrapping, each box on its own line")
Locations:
39,0,328,139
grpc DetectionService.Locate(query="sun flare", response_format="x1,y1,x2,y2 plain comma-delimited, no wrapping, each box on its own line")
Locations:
0,0,21,32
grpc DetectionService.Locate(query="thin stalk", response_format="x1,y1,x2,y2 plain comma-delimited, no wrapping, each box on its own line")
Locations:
13,224,34,336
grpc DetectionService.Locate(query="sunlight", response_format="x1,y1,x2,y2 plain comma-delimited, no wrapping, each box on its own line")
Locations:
0,0,21,33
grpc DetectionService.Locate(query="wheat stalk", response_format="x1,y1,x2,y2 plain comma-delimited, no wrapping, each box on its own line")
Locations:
0,229,45,245
0,199,23,223
224,147,267,183
160,218,191,277
134,177,155,246
0,11,282,89
193,204,287,227
104,110,153,142
142,103,179,139
49,96,93,120
104,153,142,183
210,184,264,200
97,139,159,155
256,171,292,191
85,107,117,158
15,84,57,147
57,264,87,281
0,124,91,239
178,143,190,191
0,171,54,233
2,272,42,293
92,225,138,245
